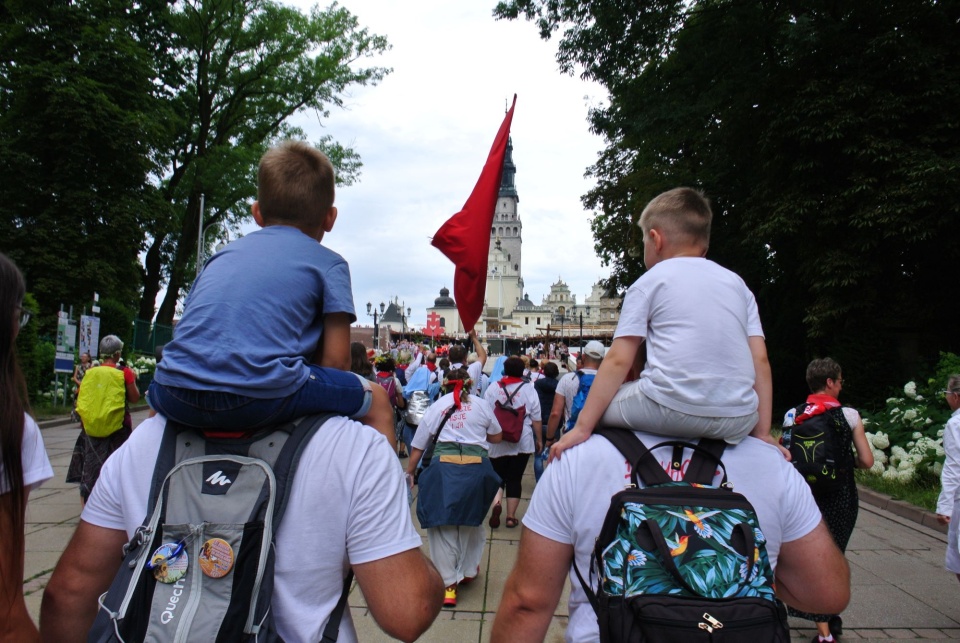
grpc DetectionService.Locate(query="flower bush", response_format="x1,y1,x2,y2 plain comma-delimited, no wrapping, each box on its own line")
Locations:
130,355,157,378
860,360,957,485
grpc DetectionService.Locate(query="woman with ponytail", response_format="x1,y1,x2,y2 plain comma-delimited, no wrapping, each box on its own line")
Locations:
0,253,53,642
405,368,502,609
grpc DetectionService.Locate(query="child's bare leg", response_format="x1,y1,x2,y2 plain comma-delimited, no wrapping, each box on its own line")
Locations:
360,383,397,450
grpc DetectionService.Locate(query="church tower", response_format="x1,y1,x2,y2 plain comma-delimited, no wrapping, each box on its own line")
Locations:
485,136,523,323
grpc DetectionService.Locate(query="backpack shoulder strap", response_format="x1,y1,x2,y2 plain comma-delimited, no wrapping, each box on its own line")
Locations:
431,404,459,446
270,412,353,642
683,438,727,485
504,381,525,405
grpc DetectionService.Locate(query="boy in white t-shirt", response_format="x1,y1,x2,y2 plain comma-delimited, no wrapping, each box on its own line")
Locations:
551,187,776,459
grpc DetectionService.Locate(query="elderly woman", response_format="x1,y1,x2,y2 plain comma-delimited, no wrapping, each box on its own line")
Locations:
484,356,542,529
936,375,960,584
406,368,502,608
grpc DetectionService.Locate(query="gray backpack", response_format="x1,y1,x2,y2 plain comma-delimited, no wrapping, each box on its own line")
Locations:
89,413,351,642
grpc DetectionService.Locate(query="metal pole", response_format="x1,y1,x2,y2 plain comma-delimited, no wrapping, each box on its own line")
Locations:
196,193,205,278
580,311,583,352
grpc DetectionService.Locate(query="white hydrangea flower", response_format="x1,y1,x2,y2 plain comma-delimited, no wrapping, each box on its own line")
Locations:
937,447,946,457
889,407,901,417
938,429,946,438
904,381,918,399
870,461,886,475
934,462,944,476
907,441,915,449
882,468,900,480
904,410,918,422
871,433,890,449
897,467,915,483
886,397,899,405
926,418,933,425
873,450,888,464
911,430,922,439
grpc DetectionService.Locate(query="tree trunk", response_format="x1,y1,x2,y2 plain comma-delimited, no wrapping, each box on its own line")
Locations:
138,234,166,322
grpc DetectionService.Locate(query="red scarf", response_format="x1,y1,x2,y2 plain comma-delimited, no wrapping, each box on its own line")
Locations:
425,362,437,372
499,376,525,386
795,393,841,424
376,371,393,379
450,379,465,406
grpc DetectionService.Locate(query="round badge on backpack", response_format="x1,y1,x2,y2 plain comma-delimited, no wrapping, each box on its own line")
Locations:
198,537,235,578
149,542,189,584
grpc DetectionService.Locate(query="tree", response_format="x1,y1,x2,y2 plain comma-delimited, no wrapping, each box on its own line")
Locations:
140,0,387,325
0,0,171,327
496,0,960,405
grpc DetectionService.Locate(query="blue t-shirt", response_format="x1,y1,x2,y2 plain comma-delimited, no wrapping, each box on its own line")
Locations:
154,226,356,398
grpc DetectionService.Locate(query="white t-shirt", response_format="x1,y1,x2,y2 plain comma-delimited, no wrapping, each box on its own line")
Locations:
0,414,53,494
411,392,500,450
555,369,600,421
82,415,422,643
615,257,764,417
938,409,960,516
484,380,541,456
449,361,484,391
523,432,822,643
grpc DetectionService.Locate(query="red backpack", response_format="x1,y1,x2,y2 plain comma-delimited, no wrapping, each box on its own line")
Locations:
493,381,527,443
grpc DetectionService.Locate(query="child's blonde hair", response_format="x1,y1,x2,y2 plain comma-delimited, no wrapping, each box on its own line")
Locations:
638,187,712,248
257,141,335,227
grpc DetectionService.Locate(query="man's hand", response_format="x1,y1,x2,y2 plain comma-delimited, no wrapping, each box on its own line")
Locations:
938,513,951,526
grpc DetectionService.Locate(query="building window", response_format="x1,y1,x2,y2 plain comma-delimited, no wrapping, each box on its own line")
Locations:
525,317,529,324
440,317,446,326
513,226,518,235
536,317,540,325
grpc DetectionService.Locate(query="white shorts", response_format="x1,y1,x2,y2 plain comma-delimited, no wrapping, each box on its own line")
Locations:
600,382,758,444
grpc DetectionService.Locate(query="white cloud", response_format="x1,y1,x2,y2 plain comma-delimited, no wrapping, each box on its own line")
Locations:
283,0,612,329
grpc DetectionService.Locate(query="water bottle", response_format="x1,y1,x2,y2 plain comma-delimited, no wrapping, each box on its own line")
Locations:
782,408,795,449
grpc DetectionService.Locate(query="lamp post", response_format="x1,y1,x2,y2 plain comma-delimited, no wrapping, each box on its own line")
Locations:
579,305,591,354
366,301,385,350
400,304,411,337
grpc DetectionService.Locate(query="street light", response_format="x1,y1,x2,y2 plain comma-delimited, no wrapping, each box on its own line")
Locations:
366,301,385,350
579,305,591,354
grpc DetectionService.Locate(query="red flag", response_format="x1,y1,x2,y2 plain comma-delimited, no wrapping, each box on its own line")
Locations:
432,95,517,332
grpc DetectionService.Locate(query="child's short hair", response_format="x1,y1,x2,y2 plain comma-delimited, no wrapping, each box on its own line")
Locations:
257,141,335,227
638,187,712,247
805,358,841,393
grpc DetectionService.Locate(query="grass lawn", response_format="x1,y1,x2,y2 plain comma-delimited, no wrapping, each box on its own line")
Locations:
856,470,941,513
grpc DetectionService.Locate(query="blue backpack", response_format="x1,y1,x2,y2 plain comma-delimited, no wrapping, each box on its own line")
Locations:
566,370,595,431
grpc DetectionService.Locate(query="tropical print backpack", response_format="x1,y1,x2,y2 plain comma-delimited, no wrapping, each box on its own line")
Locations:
575,426,789,642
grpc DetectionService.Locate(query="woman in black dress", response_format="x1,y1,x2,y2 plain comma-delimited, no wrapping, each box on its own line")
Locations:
783,358,874,642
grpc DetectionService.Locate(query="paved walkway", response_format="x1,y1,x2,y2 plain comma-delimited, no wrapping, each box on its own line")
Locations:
24,410,960,641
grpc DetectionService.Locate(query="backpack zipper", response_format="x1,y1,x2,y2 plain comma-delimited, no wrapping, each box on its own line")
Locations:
174,522,206,643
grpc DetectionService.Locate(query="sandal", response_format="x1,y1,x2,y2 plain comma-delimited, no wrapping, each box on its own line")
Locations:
505,517,519,528
489,502,502,528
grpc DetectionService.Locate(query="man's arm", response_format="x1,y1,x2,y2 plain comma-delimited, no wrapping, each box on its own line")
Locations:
775,521,850,614
545,392,566,441
41,521,129,643
491,527,571,642
354,548,443,643
469,329,487,367
315,312,352,370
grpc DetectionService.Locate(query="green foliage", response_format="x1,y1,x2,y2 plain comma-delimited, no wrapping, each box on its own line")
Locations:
142,0,391,324
0,0,170,323
14,293,44,404
859,353,960,485
97,297,136,351
496,0,960,409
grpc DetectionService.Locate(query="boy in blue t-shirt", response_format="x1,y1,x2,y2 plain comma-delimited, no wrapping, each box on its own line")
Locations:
148,141,394,443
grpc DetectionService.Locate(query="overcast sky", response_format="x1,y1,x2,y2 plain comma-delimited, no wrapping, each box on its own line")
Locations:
282,0,611,331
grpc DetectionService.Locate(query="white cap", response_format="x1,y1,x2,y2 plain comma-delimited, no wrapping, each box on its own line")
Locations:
583,341,605,360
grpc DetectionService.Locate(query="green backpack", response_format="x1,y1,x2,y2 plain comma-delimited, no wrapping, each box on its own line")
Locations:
76,365,126,437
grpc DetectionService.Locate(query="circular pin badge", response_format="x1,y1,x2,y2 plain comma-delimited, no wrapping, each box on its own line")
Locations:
149,542,188,584
198,538,235,579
